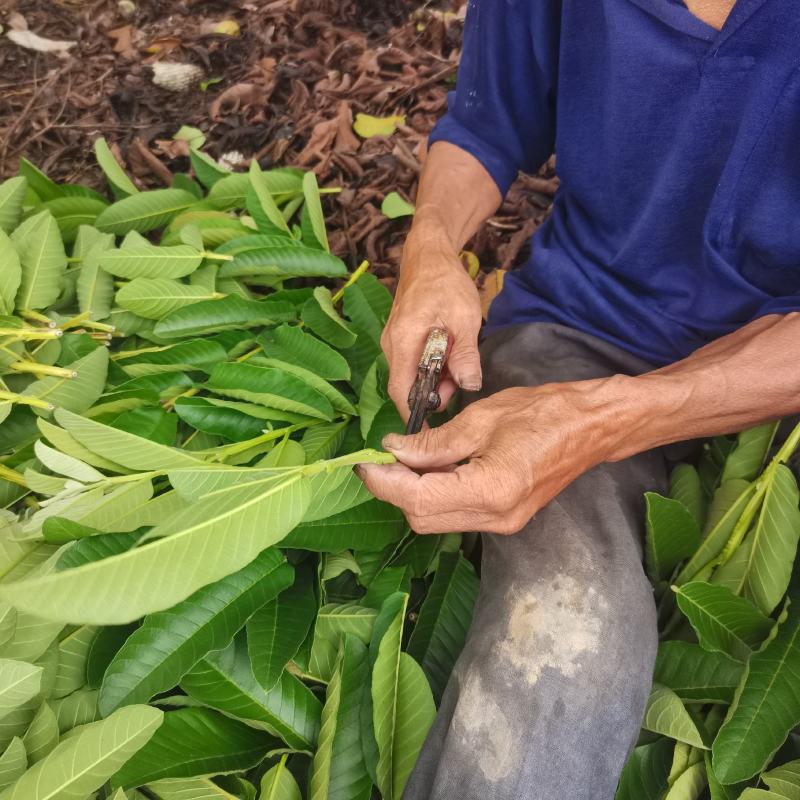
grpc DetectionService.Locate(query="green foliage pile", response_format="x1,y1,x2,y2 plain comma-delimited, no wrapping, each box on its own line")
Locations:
619,422,800,800
0,143,480,800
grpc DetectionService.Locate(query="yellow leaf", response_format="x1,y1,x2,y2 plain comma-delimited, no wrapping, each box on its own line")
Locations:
460,250,480,280
353,113,406,139
479,269,505,320
214,19,240,36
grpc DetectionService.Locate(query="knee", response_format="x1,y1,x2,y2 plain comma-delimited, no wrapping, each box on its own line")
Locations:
487,570,658,694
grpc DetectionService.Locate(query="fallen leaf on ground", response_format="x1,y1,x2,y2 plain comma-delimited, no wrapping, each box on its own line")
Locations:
209,83,267,121
479,269,506,320
381,191,415,219
353,112,406,138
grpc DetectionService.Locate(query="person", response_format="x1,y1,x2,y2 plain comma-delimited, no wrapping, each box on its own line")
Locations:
354,0,800,797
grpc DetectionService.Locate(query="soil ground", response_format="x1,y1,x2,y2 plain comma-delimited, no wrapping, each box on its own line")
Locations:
0,0,556,286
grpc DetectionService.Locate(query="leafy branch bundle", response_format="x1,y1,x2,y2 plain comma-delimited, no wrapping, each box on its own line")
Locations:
0,142,480,800
618,422,800,800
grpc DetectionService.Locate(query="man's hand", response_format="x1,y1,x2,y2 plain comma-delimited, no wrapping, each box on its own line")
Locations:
382,227,483,420
357,381,622,534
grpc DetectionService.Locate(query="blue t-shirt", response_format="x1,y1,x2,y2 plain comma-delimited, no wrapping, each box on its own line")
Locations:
429,0,800,365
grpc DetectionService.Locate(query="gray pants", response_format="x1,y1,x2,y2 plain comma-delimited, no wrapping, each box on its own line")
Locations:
403,323,667,800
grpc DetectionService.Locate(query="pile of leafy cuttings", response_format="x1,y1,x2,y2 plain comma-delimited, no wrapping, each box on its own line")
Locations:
2,138,800,800
0,141,480,800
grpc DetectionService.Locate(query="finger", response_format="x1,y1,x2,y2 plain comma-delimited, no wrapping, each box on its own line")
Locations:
435,375,457,411
357,459,484,517
381,414,480,470
385,333,427,423
447,328,482,392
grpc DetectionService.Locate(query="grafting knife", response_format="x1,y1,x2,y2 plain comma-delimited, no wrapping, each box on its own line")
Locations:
406,327,451,435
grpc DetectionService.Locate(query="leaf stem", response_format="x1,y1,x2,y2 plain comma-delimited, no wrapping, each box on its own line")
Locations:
0,463,27,487
0,390,53,410
18,309,55,328
201,251,234,262
211,421,325,463
0,328,63,341
331,259,369,305
8,362,77,379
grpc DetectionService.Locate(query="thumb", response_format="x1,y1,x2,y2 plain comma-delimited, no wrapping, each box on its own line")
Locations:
382,417,478,470
447,332,482,393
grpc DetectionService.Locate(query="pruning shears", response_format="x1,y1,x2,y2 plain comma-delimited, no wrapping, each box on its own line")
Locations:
405,327,451,435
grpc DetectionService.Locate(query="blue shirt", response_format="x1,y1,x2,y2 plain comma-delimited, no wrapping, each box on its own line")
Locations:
429,0,800,365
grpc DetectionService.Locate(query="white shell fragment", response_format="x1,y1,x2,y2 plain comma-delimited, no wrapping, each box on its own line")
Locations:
151,62,204,92
218,150,246,170
7,29,77,57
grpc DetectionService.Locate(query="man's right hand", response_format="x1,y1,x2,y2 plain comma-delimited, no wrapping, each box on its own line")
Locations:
381,220,484,422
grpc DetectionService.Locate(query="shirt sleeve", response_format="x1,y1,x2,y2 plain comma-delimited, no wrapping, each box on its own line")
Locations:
428,0,561,197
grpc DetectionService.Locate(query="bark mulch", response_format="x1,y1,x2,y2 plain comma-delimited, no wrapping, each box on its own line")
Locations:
0,0,557,288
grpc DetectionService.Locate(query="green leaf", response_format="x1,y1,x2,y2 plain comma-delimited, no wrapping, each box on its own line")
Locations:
284,499,408,552
721,423,779,483
739,464,800,615
189,148,231,189
116,340,227,377
0,704,163,800
94,137,139,198
301,287,357,349
0,177,27,234
406,552,479,703
99,548,292,715
33,439,103,483
615,739,673,800
309,635,371,800
11,210,67,311
180,636,321,751
22,346,109,416
53,407,201,470
21,702,59,764
761,758,800,799
653,641,744,704
52,624,98,698
641,684,707,748
252,358,356,416
0,660,42,721
713,602,800,783
174,397,265,441
0,738,26,791
303,468,372,523
675,480,754,585
663,759,707,799
95,189,198,234
0,232,21,315
116,279,217,319
246,162,292,236
154,296,295,339
258,325,350,381
300,172,330,251
0,467,310,624
646,493,702,583
381,192,415,219
206,362,334,420
86,624,137,689
208,168,303,211
50,688,100,734
18,158,105,203
737,791,789,799
38,197,109,244
261,759,302,800
219,246,347,280
247,564,317,692
112,707,276,789
76,239,115,321
100,244,203,280
309,604,377,682
674,581,773,661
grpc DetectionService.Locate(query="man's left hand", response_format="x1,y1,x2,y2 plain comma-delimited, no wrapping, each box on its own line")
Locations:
356,381,622,534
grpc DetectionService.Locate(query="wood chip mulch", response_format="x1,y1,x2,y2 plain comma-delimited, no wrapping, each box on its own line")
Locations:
0,0,557,286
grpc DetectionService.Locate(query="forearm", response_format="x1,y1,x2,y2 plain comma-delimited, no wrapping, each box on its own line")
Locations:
597,313,800,462
408,142,503,258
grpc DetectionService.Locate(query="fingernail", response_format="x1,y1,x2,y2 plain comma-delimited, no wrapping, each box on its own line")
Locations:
382,434,404,451
458,374,482,392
